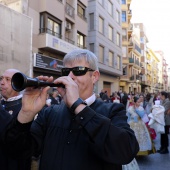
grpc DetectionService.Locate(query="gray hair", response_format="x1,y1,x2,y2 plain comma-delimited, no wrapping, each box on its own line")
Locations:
63,49,99,71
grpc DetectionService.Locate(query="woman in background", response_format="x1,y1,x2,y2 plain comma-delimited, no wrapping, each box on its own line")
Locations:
127,96,156,155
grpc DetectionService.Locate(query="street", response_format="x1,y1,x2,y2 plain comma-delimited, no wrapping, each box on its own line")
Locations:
136,134,170,170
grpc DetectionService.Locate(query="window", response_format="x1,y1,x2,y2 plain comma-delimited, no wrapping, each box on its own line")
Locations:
99,17,104,34
89,43,94,53
40,12,61,38
47,19,60,37
77,2,86,20
89,13,94,30
108,1,113,16
77,32,85,48
66,3,75,18
122,11,126,22
108,25,113,41
117,55,120,69
116,10,120,24
116,32,120,46
108,51,114,67
121,0,126,4
99,45,104,63
122,46,127,57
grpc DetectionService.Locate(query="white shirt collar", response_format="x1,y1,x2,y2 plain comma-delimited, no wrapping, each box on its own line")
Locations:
2,94,23,102
85,93,96,106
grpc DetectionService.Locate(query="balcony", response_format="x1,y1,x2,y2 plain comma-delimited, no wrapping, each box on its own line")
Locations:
129,58,134,63
128,9,132,21
129,74,141,83
130,75,135,81
120,75,129,81
129,58,142,69
128,24,133,36
65,37,75,45
128,41,133,51
39,28,62,39
37,33,80,54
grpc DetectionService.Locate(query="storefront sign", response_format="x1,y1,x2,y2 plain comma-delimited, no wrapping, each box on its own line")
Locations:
33,53,63,72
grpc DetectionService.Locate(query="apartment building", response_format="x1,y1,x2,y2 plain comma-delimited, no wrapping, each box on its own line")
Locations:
121,16,143,94
155,51,169,92
121,0,143,94
147,49,160,93
134,23,149,93
87,0,122,95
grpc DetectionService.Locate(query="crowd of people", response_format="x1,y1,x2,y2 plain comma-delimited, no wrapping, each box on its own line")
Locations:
99,89,170,169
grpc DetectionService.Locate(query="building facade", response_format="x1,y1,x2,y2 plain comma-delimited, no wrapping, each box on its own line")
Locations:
1,0,123,96
87,0,122,95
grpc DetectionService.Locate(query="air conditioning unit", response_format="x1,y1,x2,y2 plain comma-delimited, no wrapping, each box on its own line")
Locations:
65,22,72,30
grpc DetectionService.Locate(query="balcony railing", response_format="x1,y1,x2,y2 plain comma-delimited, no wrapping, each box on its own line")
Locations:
65,37,75,45
129,58,134,63
39,28,62,39
129,58,141,67
77,43,86,49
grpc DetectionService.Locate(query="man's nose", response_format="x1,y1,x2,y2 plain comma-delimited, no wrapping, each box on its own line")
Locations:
68,71,74,77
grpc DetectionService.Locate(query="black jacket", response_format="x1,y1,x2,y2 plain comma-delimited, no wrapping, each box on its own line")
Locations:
4,99,139,170
0,104,12,140
1,99,31,170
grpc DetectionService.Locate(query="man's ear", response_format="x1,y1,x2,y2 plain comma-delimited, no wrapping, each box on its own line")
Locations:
92,71,100,84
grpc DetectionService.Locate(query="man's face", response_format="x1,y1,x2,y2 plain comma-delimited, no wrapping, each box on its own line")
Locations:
160,94,165,101
64,59,99,100
0,70,18,99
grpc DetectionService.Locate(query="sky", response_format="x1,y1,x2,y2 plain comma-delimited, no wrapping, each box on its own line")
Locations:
130,0,170,65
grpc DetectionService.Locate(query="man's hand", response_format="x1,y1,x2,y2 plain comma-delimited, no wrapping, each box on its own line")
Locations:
17,76,52,123
54,76,79,107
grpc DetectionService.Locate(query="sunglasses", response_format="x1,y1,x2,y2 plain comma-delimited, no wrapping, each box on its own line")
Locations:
61,66,94,76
